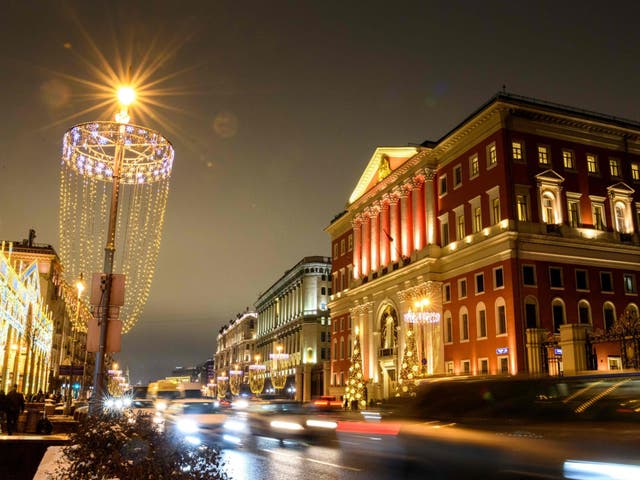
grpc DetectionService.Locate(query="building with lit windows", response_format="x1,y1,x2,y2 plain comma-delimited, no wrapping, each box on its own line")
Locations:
214,309,257,392
254,256,332,401
326,92,640,401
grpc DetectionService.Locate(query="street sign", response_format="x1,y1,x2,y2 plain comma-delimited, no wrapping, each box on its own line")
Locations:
59,365,72,375
72,365,84,376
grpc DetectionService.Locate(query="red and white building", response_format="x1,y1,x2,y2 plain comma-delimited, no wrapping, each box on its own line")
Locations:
326,93,640,401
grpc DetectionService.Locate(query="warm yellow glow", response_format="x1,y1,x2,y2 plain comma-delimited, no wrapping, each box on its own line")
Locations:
276,345,283,354
117,86,136,106
254,354,261,362
355,325,360,336
76,279,85,295
500,219,509,229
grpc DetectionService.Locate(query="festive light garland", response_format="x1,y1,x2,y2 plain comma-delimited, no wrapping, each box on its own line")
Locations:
59,121,174,333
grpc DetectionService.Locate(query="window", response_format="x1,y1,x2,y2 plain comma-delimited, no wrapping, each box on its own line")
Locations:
479,358,489,375
538,145,550,165
457,214,465,240
632,163,640,181
567,199,580,227
549,267,563,288
439,175,448,196
593,203,606,230
440,216,449,246
462,360,471,374
443,284,451,303
499,357,509,374
600,272,613,292
444,313,453,344
525,298,538,329
609,158,620,177
340,239,346,256
333,243,339,258
576,269,589,291
348,234,353,251
492,197,501,224
445,361,454,374
578,301,591,325
604,303,616,331
473,207,482,233
340,338,345,359
487,143,497,168
477,308,487,338
615,202,626,232
522,265,536,286
458,278,467,299
494,267,504,289
512,141,524,161
517,194,529,221
321,331,326,342
475,273,485,294
562,150,575,169
469,154,479,178
609,356,622,371
552,300,565,333
460,311,469,341
624,273,637,294
587,154,599,174
321,287,326,295
542,193,555,223
496,303,507,335
454,165,462,188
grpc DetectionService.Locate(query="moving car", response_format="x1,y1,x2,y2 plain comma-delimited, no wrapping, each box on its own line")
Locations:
393,374,640,479
164,398,228,446
246,400,338,443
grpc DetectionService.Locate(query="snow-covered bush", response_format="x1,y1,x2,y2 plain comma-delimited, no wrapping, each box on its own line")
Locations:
48,411,228,479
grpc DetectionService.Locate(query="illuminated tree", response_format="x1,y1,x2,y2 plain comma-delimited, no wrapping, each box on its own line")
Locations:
345,330,367,409
396,324,420,397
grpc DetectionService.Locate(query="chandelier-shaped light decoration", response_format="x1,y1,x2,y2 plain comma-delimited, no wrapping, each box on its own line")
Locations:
216,374,229,399
59,121,174,333
229,368,243,396
248,364,266,395
270,351,289,390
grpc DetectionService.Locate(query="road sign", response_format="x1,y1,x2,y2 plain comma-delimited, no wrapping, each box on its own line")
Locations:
59,365,72,375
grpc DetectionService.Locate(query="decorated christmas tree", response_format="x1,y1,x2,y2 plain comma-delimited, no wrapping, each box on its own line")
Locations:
345,329,367,409
395,323,420,397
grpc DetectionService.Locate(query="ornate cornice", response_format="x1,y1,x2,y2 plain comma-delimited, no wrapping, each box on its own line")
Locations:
397,281,443,304
350,301,374,316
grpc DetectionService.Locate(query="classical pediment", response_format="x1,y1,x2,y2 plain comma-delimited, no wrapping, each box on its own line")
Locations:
607,182,635,196
348,147,419,204
535,169,565,185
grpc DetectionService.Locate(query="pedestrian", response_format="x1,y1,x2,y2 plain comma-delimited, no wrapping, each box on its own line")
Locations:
6,384,25,435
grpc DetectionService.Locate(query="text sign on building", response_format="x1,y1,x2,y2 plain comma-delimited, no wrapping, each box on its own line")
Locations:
554,348,563,356
496,347,509,355
404,311,441,324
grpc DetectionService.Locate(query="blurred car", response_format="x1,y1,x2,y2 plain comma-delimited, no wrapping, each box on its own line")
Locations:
390,374,640,479
311,395,343,411
246,400,338,443
164,398,229,446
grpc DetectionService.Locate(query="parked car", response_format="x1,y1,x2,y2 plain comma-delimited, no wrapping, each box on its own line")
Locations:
391,374,640,479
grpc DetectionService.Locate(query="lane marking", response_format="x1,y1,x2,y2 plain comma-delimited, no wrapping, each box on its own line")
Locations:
261,447,362,472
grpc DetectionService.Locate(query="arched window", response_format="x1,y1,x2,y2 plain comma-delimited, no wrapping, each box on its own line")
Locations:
603,302,616,331
615,201,626,232
476,302,487,339
495,297,507,335
578,300,591,325
627,303,639,319
552,298,565,333
542,192,555,224
459,306,469,341
444,310,453,344
524,296,539,329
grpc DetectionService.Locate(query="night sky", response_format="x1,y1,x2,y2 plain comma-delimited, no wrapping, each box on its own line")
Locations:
2,1,640,384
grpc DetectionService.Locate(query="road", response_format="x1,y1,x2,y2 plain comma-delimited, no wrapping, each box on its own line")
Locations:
218,433,404,480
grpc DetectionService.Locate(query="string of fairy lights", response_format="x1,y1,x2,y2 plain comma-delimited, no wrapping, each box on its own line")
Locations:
59,121,174,333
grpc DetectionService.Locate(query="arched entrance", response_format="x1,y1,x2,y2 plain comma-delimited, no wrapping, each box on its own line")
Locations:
377,305,398,399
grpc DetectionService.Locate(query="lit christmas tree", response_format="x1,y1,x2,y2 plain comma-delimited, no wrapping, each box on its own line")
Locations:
345,328,367,409
395,323,420,397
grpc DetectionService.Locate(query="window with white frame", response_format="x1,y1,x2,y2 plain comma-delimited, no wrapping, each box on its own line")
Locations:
512,141,524,162
562,150,575,169
552,298,565,333
487,186,500,224
445,361,454,374
487,143,497,168
607,185,633,234
444,312,453,344
475,273,485,294
600,271,613,292
333,243,339,258
524,296,538,329
604,302,616,331
479,358,489,374
477,304,487,339
496,300,507,335
549,266,563,288
439,213,450,246
348,234,353,251
469,195,481,233
439,175,448,196
457,213,465,240
458,278,467,299
494,266,504,289
340,239,346,255
632,163,640,181
578,300,591,325
609,158,621,177
460,308,469,341
469,154,479,179
615,202,626,232
499,356,509,374
575,269,589,291
624,273,637,294
517,194,529,221
567,198,580,227
522,264,536,286
590,195,607,230
542,193,555,224
462,360,471,374
587,153,599,174
443,283,451,303
454,164,462,188
538,145,550,165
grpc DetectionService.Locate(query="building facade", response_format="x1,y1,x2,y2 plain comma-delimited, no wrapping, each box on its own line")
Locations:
255,256,332,401
215,309,257,392
327,93,640,401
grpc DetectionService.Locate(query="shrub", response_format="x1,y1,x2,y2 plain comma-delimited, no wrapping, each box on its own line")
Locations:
48,411,228,480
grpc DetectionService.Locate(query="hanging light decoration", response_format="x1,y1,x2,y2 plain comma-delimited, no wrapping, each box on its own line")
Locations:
270,346,289,390
216,374,229,399
59,119,174,333
248,363,266,395
229,367,243,396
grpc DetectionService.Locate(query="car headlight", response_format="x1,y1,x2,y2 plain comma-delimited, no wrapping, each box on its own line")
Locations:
224,419,247,432
155,401,168,411
270,420,304,431
177,418,199,434
306,419,338,429
232,399,249,410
